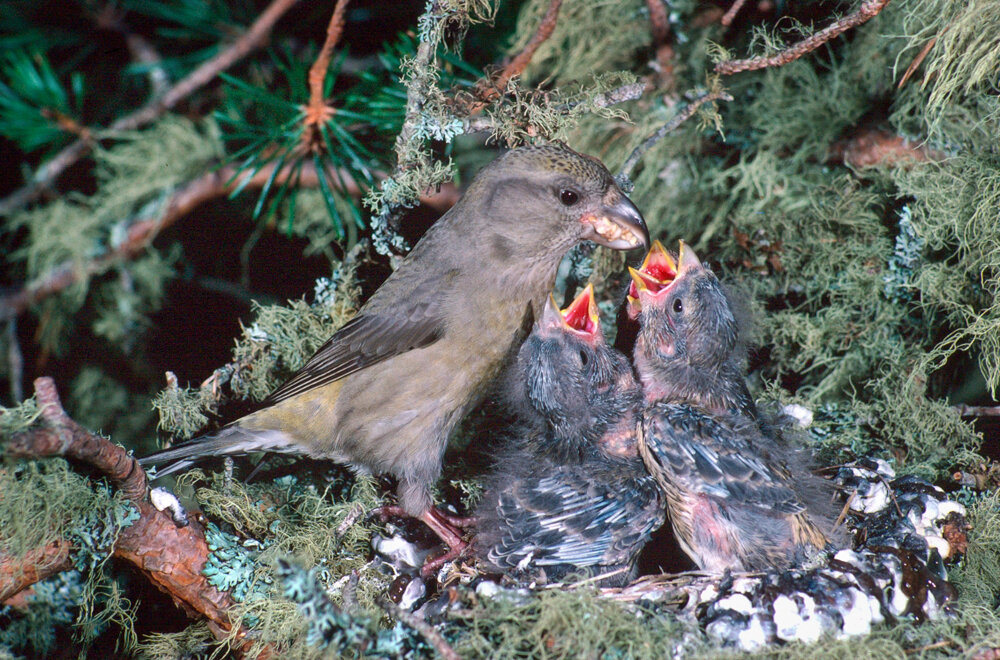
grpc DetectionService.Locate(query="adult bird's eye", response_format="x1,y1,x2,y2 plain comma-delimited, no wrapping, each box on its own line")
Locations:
559,189,580,206
672,298,683,314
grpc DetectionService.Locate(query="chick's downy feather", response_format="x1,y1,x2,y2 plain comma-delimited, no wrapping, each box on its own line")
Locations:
476,289,663,584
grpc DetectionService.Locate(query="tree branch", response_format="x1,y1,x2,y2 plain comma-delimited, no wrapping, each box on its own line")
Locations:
0,539,74,603
0,162,458,323
617,88,733,183
469,0,563,110
721,0,750,27
377,596,461,660
645,0,674,88
303,0,352,147
6,377,148,501
828,128,946,169
0,377,267,655
715,0,890,75
0,0,302,218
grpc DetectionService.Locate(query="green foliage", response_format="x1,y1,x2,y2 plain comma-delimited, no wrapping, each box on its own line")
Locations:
134,622,215,660
448,588,702,659
0,49,83,153
228,267,360,402
152,379,217,440
6,116,222,354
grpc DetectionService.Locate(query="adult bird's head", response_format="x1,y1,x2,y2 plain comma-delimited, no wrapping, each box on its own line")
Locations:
464,144,648,257
631,242,743,410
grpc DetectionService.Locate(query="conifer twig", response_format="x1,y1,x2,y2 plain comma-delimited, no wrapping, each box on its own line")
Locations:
0,0,302,217
0,162,458,322
303,0,352,147
92,5,171,98
645,0,675,88
470,0,563,110
721,0,750,27
715,0,891,75
955,404,1000,417
617,88,733,183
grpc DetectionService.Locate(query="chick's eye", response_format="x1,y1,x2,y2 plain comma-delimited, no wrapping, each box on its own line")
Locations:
672,298,683,314
578,349,589,366
559,189,580,206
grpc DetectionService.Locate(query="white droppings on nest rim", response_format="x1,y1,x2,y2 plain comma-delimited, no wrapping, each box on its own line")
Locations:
782,403,813,428
150,486,188,526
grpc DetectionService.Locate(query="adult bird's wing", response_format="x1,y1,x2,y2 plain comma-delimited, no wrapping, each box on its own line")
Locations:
643,403,805,514
261,299,445,405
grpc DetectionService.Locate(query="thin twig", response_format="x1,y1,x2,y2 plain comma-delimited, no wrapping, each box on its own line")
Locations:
92,6,171,98
378,596,461,660
715,0,891,75
303,0,352,148
955,404,1000,417
721,0,750,27
0,162,458,322
645,0,674,87
618,88,733,182
470,0,563,110
6,319,22,402
0,0,302,217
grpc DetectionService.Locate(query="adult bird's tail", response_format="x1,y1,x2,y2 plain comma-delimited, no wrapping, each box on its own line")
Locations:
140,426,294,478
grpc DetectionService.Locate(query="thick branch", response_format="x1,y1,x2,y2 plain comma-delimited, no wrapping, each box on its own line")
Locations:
0,0,301,217
715,0,890,75
0,539,74,603
7,377,147,501
0,378,263,654
0,163,458,322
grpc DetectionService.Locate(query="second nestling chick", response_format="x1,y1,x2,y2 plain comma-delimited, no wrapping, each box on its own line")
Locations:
475,285,664,586
632,242,839,573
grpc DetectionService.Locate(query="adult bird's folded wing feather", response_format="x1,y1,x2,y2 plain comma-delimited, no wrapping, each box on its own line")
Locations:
262,300,446,405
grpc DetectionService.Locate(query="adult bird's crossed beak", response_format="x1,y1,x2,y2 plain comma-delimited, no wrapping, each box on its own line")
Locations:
582,195,649,250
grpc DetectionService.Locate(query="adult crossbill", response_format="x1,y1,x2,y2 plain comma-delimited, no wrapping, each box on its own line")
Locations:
631,242,835,573
143,144,648,563
476,286,663,584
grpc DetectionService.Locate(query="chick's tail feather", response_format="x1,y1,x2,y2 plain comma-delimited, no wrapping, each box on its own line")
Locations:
140,426,294,478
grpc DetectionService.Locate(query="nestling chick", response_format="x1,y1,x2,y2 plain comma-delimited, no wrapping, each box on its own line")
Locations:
142,144,648,573
633,242,835,573
476,286,664,585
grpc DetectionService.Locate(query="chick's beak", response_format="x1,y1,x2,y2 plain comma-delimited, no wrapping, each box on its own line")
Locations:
561,283,600,338
582,195,649,250
677,239,703,272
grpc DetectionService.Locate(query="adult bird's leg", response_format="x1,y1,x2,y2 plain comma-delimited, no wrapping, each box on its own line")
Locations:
375,505,477,576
